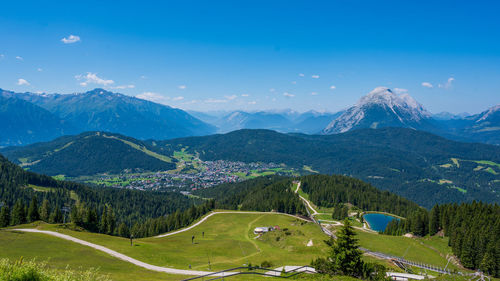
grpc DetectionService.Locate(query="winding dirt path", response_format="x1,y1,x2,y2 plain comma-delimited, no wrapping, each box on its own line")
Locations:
11,211,310,277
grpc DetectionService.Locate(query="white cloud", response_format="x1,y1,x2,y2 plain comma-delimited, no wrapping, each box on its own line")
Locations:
17,78,30,86
283,92,295,98
248,101,257,105
311,92,318,96
110,84,135,89
37,68,43,72
205,98,228,103
393,88,408,94
421,82,433,88
61,35,81,44
269,88,276,92
172,96,184,101
0,54,4,59
241,94,249,97
136,92,170,105
291,81,297,84
140,75,147,79
438,77,455,89
311,74,320,79
178,85,186,90
15,56,23,61
298,73,305,77
75,72,114,86
330,85,336,90
225,95,237,100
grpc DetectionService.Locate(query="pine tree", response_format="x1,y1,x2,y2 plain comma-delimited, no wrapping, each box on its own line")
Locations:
429,205,440,236
70,205,82,226
99,208,107,233
329,219,364,277
118,222,130,238
27,197,40,223
11,199,26,225
49,207,63,223
39,199,51,222
106,206,116,235
0,206,11,227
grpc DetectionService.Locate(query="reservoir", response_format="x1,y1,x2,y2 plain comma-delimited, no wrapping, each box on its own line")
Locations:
363,213,399,232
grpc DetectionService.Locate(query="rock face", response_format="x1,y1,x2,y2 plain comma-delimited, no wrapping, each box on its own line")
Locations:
323,87,433,134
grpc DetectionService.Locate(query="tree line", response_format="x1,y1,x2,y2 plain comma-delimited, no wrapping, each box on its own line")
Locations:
299,174,421,218
383,201,499,277
194,176,307,215
0,154,199,235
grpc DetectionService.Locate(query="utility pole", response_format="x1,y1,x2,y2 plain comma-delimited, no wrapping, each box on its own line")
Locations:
62,206,71,224
130,234,134,246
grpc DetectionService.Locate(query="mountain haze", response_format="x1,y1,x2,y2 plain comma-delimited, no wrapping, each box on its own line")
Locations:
0,88,215,145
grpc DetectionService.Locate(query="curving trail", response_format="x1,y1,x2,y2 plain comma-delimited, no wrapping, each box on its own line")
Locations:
11,211,311,277
155,211,310,238
12,228,228,277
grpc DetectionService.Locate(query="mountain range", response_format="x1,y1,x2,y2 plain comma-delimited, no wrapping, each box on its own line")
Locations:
1,87,498,146
190,109,343,134
3,127,498,208
0,88,215,146
191,87,499,144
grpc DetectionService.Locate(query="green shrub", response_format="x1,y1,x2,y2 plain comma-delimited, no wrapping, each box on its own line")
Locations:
0,258,110,281
260,261,273,268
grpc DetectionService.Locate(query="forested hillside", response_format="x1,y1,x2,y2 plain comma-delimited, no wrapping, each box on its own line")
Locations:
300,174,421,217
0,154,194,232
384,202,500,277
194,176,306,215
153,128,500,208
1,132,176,176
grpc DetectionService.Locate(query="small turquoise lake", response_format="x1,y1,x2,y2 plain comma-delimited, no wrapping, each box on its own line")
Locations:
363,213,399,232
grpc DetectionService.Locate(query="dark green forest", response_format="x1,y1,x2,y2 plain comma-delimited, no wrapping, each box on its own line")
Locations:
1,132,176,176
194,175,307,215
4,128,500,208
299,174,421,217
383,202,500,277
0,154,194,236
151,128,500,208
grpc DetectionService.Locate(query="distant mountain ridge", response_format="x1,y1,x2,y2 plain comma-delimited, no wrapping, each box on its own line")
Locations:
0,88,215,146
320,87,499,144
193,109,342,134
0,95,74,146
3,127,499,207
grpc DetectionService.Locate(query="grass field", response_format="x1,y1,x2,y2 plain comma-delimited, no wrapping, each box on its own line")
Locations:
13,213,329,272
336,227,462,271
0,229,188,281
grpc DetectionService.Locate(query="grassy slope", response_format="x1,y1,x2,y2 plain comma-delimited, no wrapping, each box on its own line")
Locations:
0,230,186,281
352,228,460,270
23,213,329,271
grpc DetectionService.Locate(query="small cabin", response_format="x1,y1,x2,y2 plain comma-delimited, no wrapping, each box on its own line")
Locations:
254,227,272,234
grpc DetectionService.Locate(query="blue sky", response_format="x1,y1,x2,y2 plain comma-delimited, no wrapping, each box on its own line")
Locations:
1,0,499,114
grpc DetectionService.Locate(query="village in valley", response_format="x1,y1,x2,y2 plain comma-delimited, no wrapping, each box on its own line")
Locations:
76,158,295,192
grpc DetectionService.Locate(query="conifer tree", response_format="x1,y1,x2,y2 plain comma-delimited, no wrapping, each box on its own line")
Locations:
39,199,51,222
330,219,364,276
0,206,10,227
429,205,440,236
11,199,26,225
27,197,40,222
